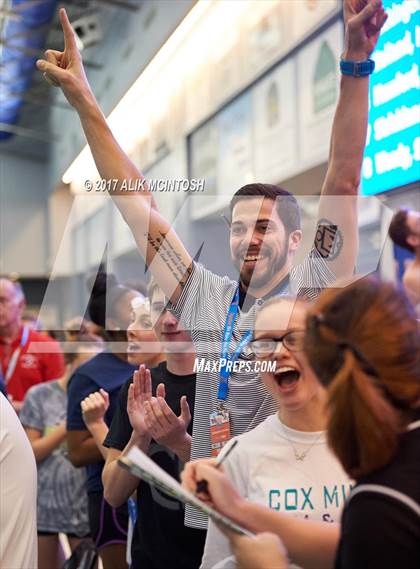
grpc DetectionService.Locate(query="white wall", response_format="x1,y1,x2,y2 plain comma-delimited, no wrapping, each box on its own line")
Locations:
0,153,48,276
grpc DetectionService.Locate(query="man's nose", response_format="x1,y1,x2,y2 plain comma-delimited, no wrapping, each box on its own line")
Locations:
127,322,138,339
240,228,261,250
249,228,263,246
161,309,178,327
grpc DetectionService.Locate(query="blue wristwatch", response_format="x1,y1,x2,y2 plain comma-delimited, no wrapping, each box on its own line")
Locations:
340,58,375,77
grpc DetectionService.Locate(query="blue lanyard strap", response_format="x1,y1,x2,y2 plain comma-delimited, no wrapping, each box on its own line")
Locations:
218,288,252,401
127,497,138,525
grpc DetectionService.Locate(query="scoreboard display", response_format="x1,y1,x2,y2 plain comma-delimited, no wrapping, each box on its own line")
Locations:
361,0,420,195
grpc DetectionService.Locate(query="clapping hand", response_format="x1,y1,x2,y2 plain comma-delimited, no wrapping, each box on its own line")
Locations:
127,364,164,437
144,394,192,461
81,388,110,429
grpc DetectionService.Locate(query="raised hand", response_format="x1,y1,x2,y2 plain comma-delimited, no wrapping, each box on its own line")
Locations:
127,364,154,436
343,0,388,60
36,8,94,109
144,394,192,460
81,388,110,428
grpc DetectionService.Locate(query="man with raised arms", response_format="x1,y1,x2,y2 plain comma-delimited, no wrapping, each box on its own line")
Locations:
38,0,387,530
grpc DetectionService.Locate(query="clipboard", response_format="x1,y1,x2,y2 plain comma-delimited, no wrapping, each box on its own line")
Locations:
118,446,253,537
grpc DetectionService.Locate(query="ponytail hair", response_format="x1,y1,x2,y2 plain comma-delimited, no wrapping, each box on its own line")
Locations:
327,348,400,478
305,277,420,479
86,271,133,329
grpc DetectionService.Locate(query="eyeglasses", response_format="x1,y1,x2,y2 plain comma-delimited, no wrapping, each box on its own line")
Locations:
250,330,305,357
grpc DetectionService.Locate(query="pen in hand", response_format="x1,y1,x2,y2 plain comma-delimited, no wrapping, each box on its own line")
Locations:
196,440,238,495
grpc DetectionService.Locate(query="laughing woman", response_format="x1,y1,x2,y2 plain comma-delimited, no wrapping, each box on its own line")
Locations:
197,296,350,569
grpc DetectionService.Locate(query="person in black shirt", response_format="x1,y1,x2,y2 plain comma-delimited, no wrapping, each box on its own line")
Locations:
102,280,206,569
304,277,420,569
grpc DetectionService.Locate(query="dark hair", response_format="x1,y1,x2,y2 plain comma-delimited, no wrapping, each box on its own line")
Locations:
305,277,420,478
230,184,301,235
87,272,132,328
388,209,414,253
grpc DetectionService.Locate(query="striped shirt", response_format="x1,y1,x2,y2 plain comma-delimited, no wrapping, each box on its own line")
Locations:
171,252,335,529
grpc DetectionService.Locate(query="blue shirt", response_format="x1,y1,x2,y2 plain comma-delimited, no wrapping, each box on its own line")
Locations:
67,351,136,493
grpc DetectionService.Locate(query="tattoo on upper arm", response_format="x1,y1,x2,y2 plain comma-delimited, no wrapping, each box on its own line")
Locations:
311,218,343,261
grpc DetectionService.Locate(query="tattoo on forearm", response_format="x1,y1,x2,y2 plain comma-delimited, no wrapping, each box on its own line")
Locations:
145,231,193,287
311,218,343,261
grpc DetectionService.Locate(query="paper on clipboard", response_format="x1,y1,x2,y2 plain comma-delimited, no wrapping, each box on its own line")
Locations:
118,446,253,537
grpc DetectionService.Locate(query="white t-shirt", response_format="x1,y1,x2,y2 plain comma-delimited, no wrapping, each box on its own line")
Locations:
0,393,37,568
200,414,352,569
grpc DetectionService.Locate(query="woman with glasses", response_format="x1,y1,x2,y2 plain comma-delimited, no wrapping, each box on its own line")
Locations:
196,295,350,569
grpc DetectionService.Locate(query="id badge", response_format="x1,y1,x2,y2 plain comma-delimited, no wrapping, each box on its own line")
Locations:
210,402,231,457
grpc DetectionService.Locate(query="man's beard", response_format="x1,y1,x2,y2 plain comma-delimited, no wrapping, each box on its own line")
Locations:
235,244,289,290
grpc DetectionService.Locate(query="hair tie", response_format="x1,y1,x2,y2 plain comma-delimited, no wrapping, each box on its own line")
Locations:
308,313,325,332
337,341,379,378
338,341,411,410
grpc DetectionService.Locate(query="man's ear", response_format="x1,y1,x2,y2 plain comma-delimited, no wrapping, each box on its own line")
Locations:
17,299,26,316
288,230,302,253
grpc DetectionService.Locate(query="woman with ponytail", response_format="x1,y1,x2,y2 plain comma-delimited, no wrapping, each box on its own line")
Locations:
182,278,420,569
303,276,420,568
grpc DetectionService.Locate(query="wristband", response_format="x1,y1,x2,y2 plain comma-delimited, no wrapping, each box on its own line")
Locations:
340,58,375,77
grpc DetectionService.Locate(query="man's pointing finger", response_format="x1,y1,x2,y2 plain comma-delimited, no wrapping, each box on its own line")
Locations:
59,8,78,51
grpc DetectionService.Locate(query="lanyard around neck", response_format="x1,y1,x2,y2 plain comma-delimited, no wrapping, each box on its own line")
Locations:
218,288,253,401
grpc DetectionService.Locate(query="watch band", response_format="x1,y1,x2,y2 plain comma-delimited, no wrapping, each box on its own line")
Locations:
340,58,375,77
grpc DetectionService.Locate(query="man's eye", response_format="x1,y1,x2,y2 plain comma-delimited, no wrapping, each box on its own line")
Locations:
231,226,245,236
